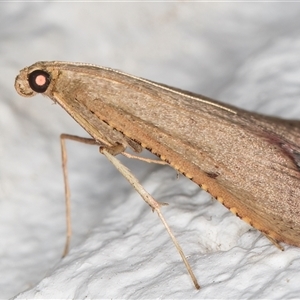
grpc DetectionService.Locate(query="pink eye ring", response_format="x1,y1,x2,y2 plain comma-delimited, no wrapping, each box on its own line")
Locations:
28,70,51,93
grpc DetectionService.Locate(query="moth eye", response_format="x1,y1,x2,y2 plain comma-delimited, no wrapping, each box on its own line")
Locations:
28,70,51,93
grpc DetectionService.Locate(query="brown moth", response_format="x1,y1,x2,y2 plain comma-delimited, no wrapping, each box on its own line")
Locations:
15,61,300,288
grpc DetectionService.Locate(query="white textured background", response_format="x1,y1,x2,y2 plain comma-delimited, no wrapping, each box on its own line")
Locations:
1,2,300,299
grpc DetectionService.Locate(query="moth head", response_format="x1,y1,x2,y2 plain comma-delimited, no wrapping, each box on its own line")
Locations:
15,63,57,97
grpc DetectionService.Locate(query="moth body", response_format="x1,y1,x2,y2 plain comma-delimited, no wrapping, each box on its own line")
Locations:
15,61,300,249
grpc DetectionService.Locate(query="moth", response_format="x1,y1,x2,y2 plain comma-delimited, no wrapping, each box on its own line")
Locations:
15,61,300,289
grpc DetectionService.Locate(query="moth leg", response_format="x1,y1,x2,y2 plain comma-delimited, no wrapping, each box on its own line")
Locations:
60,133,101,257
103,142,169,165
101,143,126,156
100,143,165,166
264,234,284,251
122,152,169,165
100,147,200,290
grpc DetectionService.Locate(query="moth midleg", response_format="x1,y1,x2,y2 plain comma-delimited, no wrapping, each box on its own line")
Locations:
100,148,200,289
